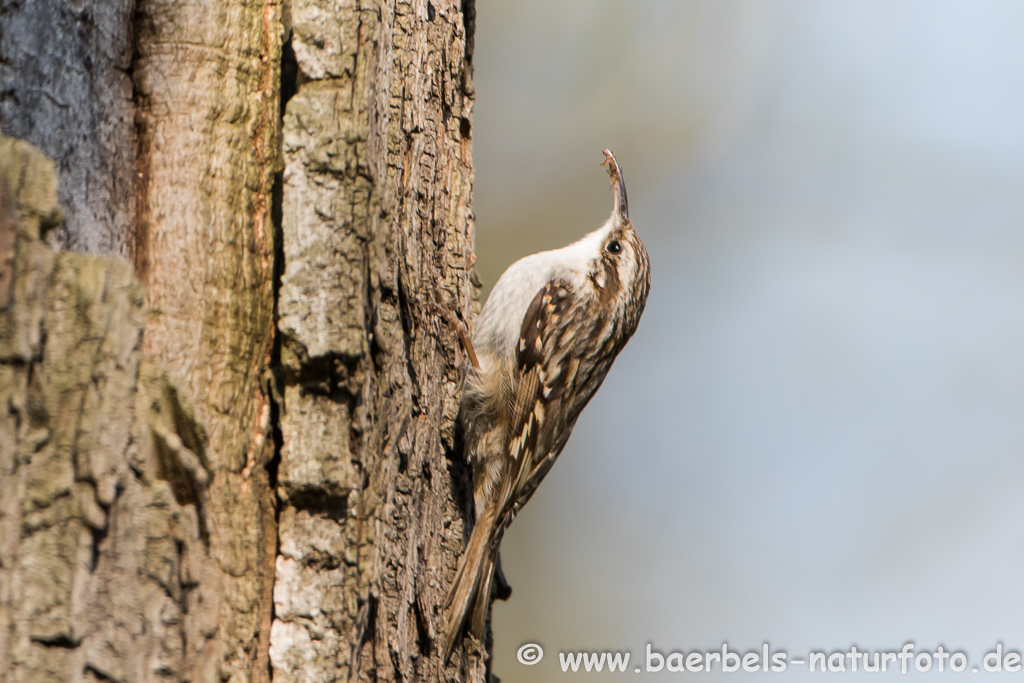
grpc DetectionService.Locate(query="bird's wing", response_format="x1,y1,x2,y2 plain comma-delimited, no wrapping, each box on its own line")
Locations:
490,278,581,529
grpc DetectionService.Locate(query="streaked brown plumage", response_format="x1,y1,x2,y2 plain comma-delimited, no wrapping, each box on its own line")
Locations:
444,150,651,655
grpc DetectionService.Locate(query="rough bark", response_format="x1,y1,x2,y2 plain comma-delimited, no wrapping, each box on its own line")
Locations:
270,1,481,681
1,0,284,673
0,0,480,680
0,0,137,256
132,0,282,678
0,136,208,682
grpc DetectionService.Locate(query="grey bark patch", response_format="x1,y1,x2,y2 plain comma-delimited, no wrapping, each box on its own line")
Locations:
0,0,136,256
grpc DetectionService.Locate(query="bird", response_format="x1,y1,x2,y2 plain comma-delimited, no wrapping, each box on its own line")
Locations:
443,149,651,655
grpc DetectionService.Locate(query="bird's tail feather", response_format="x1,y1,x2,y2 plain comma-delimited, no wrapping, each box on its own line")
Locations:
444,507,498,656
469,556,495,640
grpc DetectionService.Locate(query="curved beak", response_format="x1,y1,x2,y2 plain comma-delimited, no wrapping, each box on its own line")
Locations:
601,149,629,226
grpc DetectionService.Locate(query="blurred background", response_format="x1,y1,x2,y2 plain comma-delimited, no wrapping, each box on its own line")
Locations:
469,1,1024,680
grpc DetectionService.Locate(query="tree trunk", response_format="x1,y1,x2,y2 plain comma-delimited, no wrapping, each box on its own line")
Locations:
0,0,482,681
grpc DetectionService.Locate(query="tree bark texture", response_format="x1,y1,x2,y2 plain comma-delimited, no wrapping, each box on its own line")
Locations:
0,0,481,681
132,0,282,678
0,136,210,682
0,0,137,256
271,0,480,681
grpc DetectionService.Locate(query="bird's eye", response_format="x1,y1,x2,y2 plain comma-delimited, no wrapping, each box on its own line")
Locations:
606,240,622,254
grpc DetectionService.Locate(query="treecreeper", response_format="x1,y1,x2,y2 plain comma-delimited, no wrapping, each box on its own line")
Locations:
444,150,652,655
